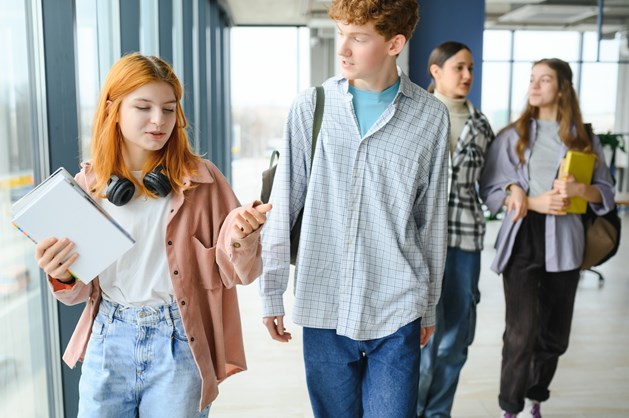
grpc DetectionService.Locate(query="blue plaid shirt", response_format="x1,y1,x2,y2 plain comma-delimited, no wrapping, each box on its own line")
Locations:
260,71,449,340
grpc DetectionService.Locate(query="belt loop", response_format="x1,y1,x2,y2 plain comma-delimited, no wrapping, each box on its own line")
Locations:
163,304,173,326
107,301,118,324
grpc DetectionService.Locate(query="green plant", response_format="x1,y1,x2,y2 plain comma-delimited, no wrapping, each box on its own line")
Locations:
596,132,626,170
597,132,626,153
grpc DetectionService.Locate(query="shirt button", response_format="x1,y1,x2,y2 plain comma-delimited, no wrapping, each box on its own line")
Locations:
233,242,241,248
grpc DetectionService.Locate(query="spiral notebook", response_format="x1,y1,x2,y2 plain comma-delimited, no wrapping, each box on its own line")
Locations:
11,167,135,283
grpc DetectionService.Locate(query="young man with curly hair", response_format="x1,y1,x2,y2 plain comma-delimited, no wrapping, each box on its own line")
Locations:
259,1,449,417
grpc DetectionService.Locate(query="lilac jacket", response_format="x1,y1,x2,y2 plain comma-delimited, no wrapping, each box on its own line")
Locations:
479,121,616,273
47,159,263,410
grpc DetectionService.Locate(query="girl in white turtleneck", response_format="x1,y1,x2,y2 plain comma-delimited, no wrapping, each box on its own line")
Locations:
417,41,494,418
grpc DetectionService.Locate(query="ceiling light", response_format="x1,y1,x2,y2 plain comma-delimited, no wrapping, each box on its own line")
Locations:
498,5,598,24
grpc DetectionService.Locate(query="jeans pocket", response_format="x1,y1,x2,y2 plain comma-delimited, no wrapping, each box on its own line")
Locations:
90,314,109,340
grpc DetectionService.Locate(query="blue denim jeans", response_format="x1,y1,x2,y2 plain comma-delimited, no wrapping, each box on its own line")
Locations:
78,298,210,418
303,318,421,418
417,248,481,418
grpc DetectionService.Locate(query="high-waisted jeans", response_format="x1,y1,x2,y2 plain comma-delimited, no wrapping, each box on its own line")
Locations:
78,298,210,418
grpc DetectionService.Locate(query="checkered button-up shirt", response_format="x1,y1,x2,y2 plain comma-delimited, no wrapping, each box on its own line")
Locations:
260,71,449,340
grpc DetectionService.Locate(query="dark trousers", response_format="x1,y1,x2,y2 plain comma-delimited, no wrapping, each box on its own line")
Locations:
499,212,580,413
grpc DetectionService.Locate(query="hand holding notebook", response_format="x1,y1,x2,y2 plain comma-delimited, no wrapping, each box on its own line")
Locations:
556,150,596,214
11,167,135,283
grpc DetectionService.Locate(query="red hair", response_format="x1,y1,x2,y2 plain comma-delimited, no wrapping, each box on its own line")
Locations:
90,52,199,197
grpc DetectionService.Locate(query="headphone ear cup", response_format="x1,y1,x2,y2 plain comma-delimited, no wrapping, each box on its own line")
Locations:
106,175,135,206
143,166,172,198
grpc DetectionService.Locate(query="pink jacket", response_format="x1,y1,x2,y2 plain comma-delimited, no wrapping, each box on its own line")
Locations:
47,159,262,410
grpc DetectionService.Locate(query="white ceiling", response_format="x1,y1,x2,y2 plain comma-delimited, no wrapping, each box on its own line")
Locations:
223,0,629,36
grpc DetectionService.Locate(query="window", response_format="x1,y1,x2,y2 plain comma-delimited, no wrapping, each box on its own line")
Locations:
230,27,310,203
482,29,623,134
0,0,52,415
76,1,119,160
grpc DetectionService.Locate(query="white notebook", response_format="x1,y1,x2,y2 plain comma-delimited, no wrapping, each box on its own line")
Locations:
11,167,135,283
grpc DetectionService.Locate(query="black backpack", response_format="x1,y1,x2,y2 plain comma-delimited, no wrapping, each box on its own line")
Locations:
260,86,324,264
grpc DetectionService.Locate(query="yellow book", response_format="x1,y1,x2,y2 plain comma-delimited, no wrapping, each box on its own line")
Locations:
560,150,596,214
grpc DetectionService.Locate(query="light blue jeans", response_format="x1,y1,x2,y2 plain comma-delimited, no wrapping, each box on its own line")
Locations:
303,318,422,418
417,248,481,418
78,298,210,418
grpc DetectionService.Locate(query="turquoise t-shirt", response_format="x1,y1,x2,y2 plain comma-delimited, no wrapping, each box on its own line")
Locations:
349,79,400,137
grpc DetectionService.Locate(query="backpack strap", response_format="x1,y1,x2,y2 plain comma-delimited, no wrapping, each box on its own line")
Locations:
311,86,324,164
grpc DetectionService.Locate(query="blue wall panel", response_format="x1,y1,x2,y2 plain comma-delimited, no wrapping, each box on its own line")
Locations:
409,0,485,107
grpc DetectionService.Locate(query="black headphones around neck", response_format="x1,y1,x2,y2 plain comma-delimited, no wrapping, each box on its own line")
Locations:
106,165,172,206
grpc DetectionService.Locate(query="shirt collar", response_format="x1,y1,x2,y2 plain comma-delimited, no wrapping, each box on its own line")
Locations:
333,67,413,99
184,159,216,186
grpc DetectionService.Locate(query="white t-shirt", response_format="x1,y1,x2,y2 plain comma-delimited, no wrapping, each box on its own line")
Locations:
98,174,174,307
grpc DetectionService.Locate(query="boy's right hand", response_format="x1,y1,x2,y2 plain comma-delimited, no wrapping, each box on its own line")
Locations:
263,315,292,342
35,237,78,282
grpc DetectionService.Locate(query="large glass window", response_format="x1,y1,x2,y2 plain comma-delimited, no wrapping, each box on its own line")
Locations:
513,31,582,62
481,62,511,130
482,29,622,133
140,0,159,56
76,1,119,160
0,0,52,416
580,63,619,132
230,27,310,202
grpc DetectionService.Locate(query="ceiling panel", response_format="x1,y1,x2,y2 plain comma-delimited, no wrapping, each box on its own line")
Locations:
224,0,629,36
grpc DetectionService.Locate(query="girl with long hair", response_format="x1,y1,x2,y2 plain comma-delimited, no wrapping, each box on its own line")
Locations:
34,52,270,417
480,58,616,418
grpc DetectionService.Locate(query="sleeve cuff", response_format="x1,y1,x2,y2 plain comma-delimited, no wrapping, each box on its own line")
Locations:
261,294,286,318
49,275,77,292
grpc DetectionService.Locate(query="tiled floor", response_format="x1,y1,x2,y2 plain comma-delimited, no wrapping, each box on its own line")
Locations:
220,161,629,417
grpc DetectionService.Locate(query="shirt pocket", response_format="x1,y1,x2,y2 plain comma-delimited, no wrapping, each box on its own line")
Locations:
191,236,223,290
376,156,422,208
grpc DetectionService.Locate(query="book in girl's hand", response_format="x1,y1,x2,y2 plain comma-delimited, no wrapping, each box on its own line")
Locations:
10,167,135,283
560,150,596,214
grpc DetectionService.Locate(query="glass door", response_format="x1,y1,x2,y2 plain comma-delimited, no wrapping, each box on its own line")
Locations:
0,0,54,416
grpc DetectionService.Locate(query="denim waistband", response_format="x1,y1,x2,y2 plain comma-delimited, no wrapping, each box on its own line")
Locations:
99,298,181,326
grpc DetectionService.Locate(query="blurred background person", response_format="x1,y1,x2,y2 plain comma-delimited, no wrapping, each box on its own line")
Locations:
417,41,495,418
480,58,616,418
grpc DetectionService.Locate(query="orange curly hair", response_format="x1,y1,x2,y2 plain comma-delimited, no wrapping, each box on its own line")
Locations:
328,0,419,41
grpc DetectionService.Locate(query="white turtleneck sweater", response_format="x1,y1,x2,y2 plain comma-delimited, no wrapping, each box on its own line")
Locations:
434,90,470,155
